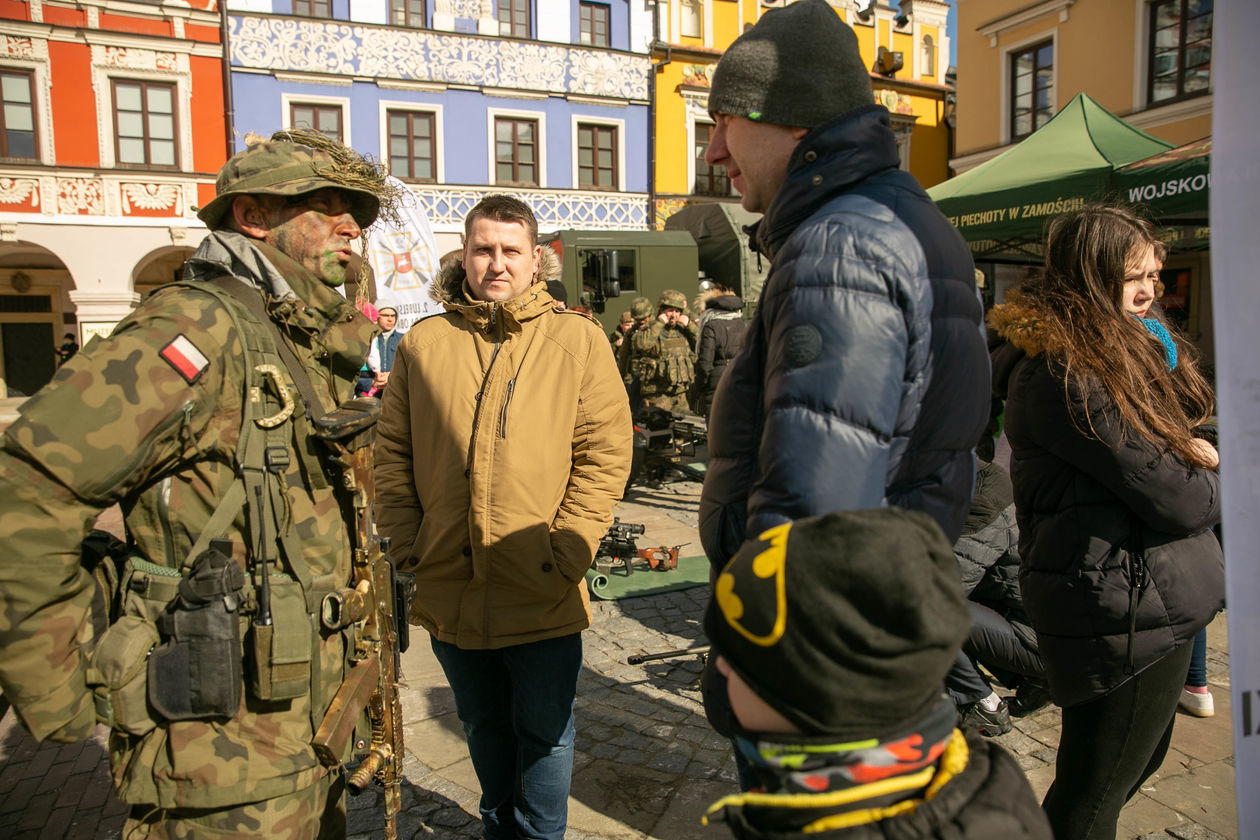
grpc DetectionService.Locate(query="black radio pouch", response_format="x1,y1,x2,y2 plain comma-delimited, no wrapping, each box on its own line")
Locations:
148,543,246,721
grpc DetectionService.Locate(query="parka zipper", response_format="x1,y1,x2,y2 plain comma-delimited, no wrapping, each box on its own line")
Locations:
499,379,516,438
1124,548,1148,675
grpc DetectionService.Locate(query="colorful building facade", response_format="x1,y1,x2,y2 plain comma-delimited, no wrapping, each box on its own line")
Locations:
0,0,226,398
226,0,655,253
651,0,954,228
952,0,1215,362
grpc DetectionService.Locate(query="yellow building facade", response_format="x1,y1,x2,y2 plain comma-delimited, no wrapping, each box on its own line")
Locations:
952,0,1215,362
651,0,955,228
953,0,1212,170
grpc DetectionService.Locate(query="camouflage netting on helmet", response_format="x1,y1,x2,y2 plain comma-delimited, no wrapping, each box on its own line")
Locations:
260,129,405,228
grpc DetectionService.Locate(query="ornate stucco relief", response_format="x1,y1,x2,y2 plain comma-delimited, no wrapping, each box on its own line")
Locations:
0,178,40,206
230,16,648,100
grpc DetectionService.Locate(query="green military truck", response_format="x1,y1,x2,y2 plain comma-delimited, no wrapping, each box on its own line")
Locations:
541,203,766,336
540,230,700,336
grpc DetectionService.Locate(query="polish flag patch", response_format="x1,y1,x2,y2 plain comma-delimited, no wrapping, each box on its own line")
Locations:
159,334,210,384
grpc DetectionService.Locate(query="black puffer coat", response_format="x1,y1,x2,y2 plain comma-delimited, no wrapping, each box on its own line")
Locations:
988,301,1224,708
699,105,989,567
693,293,746,416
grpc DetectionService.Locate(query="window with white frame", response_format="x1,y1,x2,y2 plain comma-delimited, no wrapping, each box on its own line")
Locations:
495,116,539,186
387,109,437,182
0,68,37,161
680,0,702,38
293,0,331,17
579,1,610,47
290,102,344,142
113,79,177,167
1010,40,1053,140
391,0,426,27
498,0,529,37
692,121,730,197
921,34,936,79
1148,0,1212,105
576,122,617,190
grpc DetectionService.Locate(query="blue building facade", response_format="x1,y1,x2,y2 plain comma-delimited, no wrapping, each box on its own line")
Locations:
225,0,653,239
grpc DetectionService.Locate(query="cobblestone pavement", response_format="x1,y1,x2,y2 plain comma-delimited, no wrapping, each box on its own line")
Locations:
0,469,1239,839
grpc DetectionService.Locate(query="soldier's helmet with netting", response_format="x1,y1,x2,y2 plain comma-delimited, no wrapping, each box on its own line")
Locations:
630,296,653,319
197,129,388,230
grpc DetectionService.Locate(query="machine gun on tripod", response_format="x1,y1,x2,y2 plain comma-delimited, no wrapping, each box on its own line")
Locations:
626,407,708,490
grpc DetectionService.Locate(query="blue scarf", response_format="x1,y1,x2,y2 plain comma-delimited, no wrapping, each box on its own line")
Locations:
1137,316,1177,371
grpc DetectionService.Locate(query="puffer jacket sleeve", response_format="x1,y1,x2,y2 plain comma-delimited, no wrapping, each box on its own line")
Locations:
742,203,933,542
548,332,633,572
375,339,423,556
1015,365,1219,535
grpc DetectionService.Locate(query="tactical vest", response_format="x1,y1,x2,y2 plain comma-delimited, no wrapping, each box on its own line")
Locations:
654,326,695,393
86,277,359,773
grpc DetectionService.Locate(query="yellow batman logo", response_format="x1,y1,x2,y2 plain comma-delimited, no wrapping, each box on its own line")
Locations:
715,521,791,647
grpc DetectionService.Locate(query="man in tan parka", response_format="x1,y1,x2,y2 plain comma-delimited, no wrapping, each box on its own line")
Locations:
375,194,632,840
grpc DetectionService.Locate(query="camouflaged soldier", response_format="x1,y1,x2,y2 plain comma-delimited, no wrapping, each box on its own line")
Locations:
616,295,656,397
625,289,699,411
0,129,391,838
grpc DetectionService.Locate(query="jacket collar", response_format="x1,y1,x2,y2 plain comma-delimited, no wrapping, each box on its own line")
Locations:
184,229,363,336
430,243,563,337
750,105,902,261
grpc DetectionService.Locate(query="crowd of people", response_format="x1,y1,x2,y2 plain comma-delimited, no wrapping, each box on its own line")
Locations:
0,1,1226,839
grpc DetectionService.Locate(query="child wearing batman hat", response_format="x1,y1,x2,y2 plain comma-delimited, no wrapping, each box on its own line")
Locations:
700,507,1051,839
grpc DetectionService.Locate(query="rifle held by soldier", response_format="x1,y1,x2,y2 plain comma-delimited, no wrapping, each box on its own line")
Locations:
310,397,416,840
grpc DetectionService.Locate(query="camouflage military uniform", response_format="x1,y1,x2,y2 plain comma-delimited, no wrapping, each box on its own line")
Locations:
0,136,381,838
627,291,699,411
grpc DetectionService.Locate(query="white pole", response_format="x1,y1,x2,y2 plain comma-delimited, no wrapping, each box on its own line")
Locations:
1209,4,1259,836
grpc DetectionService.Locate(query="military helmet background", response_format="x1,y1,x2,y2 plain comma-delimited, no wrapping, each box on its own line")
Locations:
619,310,635,325
658,289,688,311
630,296,653,319
196,134,381,230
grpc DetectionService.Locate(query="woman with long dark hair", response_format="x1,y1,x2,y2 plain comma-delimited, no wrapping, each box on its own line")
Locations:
987,204,1224,840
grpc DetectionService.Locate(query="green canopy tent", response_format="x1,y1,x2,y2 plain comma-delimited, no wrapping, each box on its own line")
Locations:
928,93,1175,260
1113,136,1211,223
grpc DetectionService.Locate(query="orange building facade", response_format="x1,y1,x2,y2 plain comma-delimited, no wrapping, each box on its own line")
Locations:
0,0,225,397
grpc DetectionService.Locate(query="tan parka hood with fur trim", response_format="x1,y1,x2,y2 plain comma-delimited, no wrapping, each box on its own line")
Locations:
374,243,633,649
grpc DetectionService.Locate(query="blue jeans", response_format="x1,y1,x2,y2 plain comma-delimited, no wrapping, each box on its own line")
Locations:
431,633,582,840
1186,628,1207,687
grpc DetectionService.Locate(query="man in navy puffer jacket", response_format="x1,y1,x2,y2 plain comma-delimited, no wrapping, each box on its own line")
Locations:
698,0,989,570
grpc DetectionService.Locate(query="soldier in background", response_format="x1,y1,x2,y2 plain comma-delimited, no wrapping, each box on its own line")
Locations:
617,295,655,408
627,289,699,412
0,129,394,838
609,309,634,352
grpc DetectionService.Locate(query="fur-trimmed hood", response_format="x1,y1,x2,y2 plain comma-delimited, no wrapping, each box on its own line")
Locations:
986,292,1052,360
430,242,562,306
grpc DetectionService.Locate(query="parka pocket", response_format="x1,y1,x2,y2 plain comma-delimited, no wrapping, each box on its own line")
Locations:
86,615,160,735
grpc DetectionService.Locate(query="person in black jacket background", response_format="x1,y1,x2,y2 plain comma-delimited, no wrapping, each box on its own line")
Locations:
691,282,746,419
988,204,1223,840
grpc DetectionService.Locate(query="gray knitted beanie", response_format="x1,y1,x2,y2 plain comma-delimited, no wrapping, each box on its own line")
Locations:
707,0,873,129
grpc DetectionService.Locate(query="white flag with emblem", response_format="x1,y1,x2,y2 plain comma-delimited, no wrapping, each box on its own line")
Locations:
366,177,444,332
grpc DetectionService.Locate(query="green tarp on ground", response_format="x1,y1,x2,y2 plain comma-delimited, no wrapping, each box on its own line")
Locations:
928,93,1175,247
585,554,710,600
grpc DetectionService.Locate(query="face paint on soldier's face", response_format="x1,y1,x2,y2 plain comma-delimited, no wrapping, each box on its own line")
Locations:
263,188,363,288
